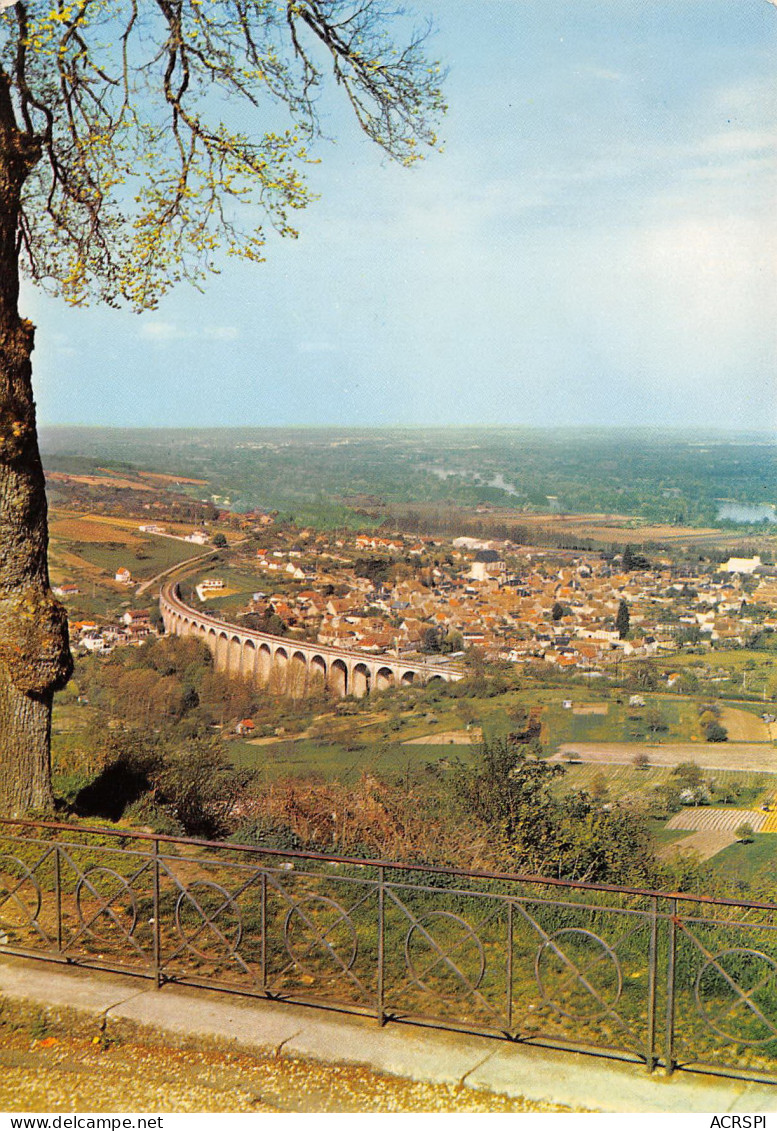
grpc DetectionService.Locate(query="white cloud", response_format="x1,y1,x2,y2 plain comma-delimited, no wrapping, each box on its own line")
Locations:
140,321,240,343
47,332,77,357
298,341,338,354
542,128,775,192
694,129,776,158
139,320,186,342
569,211,777,407
634,214,777,323
578,66,625,82
711,77,776,116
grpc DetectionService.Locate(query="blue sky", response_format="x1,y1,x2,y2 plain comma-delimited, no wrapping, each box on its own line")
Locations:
26,0,777,431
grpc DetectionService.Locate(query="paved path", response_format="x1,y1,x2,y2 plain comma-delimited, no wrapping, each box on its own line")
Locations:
0,958,775,1113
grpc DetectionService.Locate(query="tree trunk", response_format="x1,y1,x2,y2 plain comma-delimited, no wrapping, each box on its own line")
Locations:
0,315,72,816
0,75,72,817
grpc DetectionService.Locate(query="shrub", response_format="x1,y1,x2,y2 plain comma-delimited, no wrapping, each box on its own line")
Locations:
680,785,711,806
591,772,609,800
153,738,254,838
672,761,703,788
652,783,684,818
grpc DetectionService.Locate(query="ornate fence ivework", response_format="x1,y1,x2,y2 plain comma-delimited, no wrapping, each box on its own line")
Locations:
1,818,777,1083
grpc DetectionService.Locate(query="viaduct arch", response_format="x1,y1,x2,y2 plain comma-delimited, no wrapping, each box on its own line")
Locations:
159,581,463,698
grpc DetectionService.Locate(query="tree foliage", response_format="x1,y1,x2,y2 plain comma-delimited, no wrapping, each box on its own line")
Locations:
420,625,441,653
353,556,393,585
628,660,658,691
2,0,445,308
452,736,660,884
622,544,650,571
71,634,263,729
672,761,703,788
615,598,630,639
453,736,564,848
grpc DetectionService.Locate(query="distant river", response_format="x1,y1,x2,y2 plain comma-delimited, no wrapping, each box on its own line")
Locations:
717,502,777,523
429,467,520,496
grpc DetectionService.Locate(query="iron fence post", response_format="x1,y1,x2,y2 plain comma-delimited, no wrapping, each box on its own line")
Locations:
377,866,385,1026
152,839,162,988
506,900,514,1034
646,895,658,1072
54,845,62,955
665,896,677,1075
260,870,267,993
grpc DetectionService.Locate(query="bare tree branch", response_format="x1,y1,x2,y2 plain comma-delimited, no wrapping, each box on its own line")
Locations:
0,0,444,308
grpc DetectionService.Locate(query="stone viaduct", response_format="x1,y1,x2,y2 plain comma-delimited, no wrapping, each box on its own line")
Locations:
159,581,464,698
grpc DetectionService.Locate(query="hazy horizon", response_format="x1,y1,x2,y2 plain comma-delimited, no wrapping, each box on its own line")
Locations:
38,423,777,438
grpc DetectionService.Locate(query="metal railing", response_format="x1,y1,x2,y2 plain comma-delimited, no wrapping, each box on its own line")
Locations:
1,817,777,1083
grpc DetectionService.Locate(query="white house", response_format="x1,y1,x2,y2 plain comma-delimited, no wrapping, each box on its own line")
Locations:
196,578,225,601
81,635,109,654
723,556,762,575
53,583,80,597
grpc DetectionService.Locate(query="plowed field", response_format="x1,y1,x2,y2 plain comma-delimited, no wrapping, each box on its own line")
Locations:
659,830,737,860
50,516,141,544
666,808,767,833
552,743,777,773
719,706,772,743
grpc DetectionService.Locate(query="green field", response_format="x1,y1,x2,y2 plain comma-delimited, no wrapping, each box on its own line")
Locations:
554,763,672,797
189,564,271,612
225,679,774,786
227,726,777,801
665,649,777,700
392,687,709,750
540,696,699,749
669,649,777,672
39,425,777,534
227,736,477,782
705,833,777,887
58,533,206,581
649,823,696,848
51,701,95,735
49,530,210,621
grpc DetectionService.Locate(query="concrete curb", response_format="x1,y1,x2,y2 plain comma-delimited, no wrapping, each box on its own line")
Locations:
1,958,776,1113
